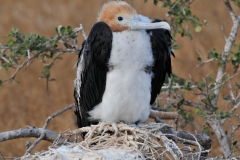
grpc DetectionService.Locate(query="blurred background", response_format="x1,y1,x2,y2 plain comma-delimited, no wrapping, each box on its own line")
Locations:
0,0,239,157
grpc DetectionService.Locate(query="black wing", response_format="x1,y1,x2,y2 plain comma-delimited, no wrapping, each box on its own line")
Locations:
74,22,112,128
147,19,175,105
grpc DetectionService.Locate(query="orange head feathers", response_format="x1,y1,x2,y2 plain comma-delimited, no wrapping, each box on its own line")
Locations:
98,1,137,32
97,1,171,32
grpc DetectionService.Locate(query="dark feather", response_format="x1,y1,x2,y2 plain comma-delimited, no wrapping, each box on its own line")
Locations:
74,22,113,128
147,19,174,105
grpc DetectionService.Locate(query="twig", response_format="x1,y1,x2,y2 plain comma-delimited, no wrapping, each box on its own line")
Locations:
0,151,6,160
230,101,240,113
0,56,10,64
227,75,236,102
161,84,198,90
27,49,31,67
24,132,46,156
183,100,206,111
210,73,238,94
2,54,37,83
221,25,227,41
149,109,178,119
171,0,181,9
0,128,66,143
43,103,75,129
74,24,87,40
45,52,65,68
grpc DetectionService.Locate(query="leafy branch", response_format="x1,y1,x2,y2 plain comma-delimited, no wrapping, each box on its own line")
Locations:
0,24,86,86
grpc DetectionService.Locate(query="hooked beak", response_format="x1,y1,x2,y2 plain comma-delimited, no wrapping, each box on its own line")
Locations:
126,20,170,31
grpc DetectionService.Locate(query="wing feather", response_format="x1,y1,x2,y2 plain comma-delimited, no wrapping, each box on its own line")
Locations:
147,19,175,105
74,22,112,128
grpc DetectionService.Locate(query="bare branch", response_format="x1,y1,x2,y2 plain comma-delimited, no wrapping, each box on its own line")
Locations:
228,75,236,101
195,49,215,69
183,100,206,111
223,0,237,21
149,109,178,119
207,118,234,158
0,56,10,64
43,103,75,129
24,132,46,156
0,128,66,143
212,1,240,105
2,53,38,83
74,24,87,40
230,101,240,113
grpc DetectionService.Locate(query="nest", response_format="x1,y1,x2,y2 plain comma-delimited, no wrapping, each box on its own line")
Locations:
21,122,210,160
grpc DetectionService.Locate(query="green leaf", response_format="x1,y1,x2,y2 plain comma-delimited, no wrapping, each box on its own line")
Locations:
218,61,223,67
208,77,215,82
203,19,208,24
158,3,164,8
195,108,199,114
51,40,58,48
195,25,202,33
67,26,72,34
210,93,216,100
55,27,59,34
203,126,209,133
187,113,194,123
184,81,191,89
60,27,66,34
234,44,239,50
223,95,230,100
153,0,158,5
201,98,208,103
213,109,219,114
187,33,193,40
197,57,202,63
7,40,14,46
209,84,215,89
0,80,2,86
173,44,180,50
225,112,231,118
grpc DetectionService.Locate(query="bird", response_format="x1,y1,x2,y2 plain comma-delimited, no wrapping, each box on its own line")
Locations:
74,0,174,132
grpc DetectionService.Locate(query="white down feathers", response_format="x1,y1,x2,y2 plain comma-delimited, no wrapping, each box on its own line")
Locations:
89,29,154,124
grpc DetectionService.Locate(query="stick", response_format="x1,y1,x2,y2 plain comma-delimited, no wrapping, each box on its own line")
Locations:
149,109,178,119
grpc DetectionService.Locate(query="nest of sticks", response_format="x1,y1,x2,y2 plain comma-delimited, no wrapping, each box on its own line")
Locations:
22,118,211,160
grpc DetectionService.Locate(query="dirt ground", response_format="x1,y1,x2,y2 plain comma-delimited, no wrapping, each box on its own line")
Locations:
0,0,239,158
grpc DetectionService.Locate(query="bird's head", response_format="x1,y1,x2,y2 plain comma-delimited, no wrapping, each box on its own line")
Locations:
97,1,170,32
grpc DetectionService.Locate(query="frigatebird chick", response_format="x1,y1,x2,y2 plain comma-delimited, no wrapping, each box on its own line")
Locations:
74,1,174,134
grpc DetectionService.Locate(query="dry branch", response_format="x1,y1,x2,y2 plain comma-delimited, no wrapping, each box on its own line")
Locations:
24,132,46,156
0,127,66,143
150,109,178,119
43,103,75,129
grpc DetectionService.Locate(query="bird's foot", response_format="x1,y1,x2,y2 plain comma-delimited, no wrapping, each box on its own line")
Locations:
129,122,145,128
98,122,119,136
98,122,106,133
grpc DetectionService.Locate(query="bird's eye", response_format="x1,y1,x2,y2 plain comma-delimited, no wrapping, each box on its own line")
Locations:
118,16,123,21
